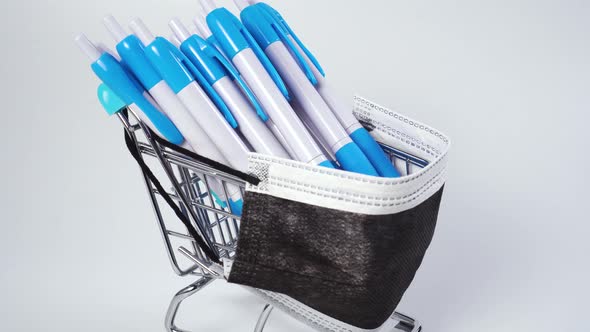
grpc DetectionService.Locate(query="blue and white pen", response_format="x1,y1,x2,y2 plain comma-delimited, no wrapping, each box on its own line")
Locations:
128,18,251,174
169,34,182,48
102,16,242,212
169,18,290,159
75,34,184,146
103,16,231,165
129,19,249,215
234,0,379,176
246,0,401,178
194,13,299,159
79,34,240,212
193,13,224,55
292,99,340,169
200,0,331,168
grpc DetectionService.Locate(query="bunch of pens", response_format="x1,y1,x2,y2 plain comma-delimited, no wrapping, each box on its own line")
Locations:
77,0,402,215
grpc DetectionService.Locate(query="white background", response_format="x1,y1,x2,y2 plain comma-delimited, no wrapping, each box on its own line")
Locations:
1,0,589,331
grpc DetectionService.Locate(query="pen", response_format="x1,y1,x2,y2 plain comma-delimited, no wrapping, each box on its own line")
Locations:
200,0,332,168
103,16,232,165
292,99,340,168
128,18,252,173
101,17,243,212
193,13,224,55
169,18,290,159
194,12,299,159
234,0,379,176
99,80,242,214
75,34,184,146
95,85,237,251
170,34,182,48
248,0,401,178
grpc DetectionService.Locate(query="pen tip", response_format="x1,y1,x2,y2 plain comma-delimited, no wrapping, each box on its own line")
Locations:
233,0,251,11
75,33,102,63
128,17,155,46
169,17,191,43
103,14,127,43
199,0,217,14
193,14,213,39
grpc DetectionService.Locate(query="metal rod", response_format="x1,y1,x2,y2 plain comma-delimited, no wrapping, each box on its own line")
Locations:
165,277,216,332
253,304,274,332
178,247,222,278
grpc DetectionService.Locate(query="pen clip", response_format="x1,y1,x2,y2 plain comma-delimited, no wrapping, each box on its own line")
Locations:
97,83,127,116
260,3,325,77
205,44,269,122
161,37,239,129
239,26,291,101
264,11,318,86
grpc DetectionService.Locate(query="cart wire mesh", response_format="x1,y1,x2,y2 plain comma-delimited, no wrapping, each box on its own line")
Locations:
117,109,426,332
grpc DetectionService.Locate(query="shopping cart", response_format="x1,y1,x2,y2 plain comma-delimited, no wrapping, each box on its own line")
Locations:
117,107,427,332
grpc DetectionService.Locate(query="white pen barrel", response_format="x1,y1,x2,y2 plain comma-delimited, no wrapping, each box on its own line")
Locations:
288,36,363,134
233,0,250,11
265,120,297,159
213,77,290,159
200,0,217,13
169,34,182,48
148,83,244,203
75,34,102,63
232,49,327,165
193,14,213,39
169,18,192,42
177,83,251,173
148,81,230,164
265,42,351,153
292,99,337,162
103,15,128,44
128,103,164,138
149,83,243,204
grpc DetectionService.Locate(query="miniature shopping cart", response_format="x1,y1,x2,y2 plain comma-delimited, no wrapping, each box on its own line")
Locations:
117,107,427,332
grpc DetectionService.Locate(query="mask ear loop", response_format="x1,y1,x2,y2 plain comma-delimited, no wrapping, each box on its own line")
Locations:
123,115,221,263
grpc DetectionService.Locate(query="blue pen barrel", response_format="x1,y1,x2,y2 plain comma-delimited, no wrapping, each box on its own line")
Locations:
350,128,401,178
334,143,379,176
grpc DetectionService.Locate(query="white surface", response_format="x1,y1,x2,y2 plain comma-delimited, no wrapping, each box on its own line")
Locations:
233,48,327,165
1,0,589,331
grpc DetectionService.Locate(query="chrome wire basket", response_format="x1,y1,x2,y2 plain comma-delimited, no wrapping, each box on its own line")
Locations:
117,109,426,332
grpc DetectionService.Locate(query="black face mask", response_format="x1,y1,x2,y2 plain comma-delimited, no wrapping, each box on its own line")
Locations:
227,96,451,330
